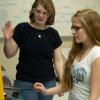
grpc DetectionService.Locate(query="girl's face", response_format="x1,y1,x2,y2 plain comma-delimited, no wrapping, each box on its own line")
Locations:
34,4,49,26
71,18,90,44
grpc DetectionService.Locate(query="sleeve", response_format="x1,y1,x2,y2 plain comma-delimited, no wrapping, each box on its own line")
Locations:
52,30,62,49
91,46,100,64
13,23,23,47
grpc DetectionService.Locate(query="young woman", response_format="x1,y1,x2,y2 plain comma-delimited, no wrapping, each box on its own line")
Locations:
2,0,63,100
34,9,100,100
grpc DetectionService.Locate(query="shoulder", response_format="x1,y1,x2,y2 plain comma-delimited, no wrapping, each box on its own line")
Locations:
47,27,59,34
92,45,100,55
90,45,100,63
47,27,61,39
15,22,28,29
47,27,62,48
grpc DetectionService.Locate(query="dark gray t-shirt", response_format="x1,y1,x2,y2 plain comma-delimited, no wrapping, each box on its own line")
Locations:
13,22,62,82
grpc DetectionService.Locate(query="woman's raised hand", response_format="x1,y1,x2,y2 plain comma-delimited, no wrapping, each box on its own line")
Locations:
2,21,14,40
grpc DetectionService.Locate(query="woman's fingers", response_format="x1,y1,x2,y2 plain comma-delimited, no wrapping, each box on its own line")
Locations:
5,21,12,29
2,21,14,40
34,82,43,87
33,82,47,94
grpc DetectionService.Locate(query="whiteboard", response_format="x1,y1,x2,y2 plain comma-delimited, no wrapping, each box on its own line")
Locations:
0,0,100,37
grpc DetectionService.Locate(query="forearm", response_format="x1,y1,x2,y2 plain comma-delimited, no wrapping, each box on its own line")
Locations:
55,62,63,81
54,46,64,81
46,84,63,95
4,38,18,58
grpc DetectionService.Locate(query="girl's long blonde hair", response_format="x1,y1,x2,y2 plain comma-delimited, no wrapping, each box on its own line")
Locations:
61,9,100,91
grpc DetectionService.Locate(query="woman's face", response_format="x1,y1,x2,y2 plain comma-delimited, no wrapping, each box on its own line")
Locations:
34,4,49,25
71,18,90,44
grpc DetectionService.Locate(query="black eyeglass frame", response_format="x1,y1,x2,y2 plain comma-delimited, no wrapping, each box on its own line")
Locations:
71,25,83,32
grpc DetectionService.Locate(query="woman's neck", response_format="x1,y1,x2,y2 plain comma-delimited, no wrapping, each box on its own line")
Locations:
82,42,94,51
77,43,94,61
30,22,48,30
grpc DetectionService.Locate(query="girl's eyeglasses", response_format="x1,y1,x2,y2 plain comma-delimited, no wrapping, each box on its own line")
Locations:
71,25,83,32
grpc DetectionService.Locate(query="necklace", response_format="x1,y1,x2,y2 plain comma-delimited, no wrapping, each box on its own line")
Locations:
29,22,49,40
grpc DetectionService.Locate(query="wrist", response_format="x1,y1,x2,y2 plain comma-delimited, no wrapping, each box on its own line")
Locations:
44,89,48,95
4,38,12,41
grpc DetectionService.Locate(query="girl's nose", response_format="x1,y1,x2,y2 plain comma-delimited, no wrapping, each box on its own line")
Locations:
39,13,43,17
71,30,76,34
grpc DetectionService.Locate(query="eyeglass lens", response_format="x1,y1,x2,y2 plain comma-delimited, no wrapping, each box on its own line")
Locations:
71,26,82,32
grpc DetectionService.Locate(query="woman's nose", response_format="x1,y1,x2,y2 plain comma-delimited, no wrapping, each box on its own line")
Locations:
71,30,76,34
39,13,44,17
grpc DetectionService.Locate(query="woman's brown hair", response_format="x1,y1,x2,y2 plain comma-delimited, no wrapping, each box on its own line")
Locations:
29,0,55,25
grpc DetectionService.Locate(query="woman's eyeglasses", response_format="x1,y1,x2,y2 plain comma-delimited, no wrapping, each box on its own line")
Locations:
71,25,83,32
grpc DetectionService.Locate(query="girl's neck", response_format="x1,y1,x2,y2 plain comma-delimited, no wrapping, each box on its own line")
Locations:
77,43,94,62
82,42,94,51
